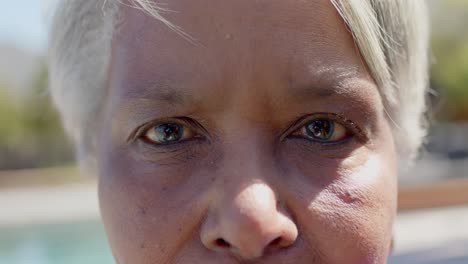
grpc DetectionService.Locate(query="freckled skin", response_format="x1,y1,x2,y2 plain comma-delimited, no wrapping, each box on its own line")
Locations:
97,0,397,263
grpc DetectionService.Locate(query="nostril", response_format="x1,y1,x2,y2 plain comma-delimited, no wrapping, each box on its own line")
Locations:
263,236,292,255
269,237,282,247
215,238,231,248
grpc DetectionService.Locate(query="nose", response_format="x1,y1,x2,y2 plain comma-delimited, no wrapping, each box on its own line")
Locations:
201,183,298,260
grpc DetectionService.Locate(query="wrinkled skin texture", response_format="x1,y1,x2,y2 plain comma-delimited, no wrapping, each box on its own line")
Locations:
97,0,397,263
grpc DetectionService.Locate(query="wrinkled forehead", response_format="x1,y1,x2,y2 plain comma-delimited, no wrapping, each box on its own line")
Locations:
110,0,376,106
114,0,366,68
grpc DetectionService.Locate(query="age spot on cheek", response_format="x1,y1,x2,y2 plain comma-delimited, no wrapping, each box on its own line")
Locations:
339,190,361,205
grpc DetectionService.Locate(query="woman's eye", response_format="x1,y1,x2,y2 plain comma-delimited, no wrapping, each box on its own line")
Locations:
295,119,350,143
142,123,195,145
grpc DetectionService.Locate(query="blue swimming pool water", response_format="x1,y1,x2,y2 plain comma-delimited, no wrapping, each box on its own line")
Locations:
0,220,113,264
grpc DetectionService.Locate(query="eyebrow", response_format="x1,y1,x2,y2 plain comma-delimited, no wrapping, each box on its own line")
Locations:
286,65,368,97
116,74,379,138
288,76,374,102
122,79,192,106
127,84,338,112
146,86,187,105
121,67,374,110
290,84,338,99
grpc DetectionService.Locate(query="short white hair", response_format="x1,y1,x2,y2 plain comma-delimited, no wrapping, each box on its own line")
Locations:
48,0,429,168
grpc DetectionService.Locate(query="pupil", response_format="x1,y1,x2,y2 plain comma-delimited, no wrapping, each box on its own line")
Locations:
306,120,334,140
155,123,183,142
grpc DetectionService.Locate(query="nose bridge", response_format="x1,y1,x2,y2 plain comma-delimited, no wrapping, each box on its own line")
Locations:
220,122,275,182
219,122,283,223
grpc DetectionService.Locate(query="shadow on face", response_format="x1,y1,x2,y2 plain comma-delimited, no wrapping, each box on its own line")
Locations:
97,0,398,263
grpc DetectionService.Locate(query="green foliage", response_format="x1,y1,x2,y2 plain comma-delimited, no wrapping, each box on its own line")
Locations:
430,1,468,120
20,61,67,146
0,86,25,147
0,61,73,169
432,37,468,120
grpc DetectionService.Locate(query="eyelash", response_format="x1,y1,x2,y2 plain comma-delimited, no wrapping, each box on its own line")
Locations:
129,117,208,146
282,112,366,144
129,113,366,148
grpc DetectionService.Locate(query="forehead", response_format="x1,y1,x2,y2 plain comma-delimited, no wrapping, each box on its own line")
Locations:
117,0,352,47
111,0,374,105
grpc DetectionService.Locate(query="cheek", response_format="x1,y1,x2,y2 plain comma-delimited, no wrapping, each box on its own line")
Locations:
286,149,397,263
97,139,215,262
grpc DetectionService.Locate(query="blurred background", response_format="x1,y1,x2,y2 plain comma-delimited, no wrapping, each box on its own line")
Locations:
0,1,467,263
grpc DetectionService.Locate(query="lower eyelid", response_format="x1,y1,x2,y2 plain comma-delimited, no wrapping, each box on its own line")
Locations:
137,136,207,151
289,138,361,160
288,135,357,151
135,145,198,165
132,138,211,166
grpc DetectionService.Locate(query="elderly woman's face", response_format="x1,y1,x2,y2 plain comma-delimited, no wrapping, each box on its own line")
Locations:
98,0,397,263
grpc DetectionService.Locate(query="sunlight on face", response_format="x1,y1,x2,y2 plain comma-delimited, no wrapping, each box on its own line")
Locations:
97,0,397,263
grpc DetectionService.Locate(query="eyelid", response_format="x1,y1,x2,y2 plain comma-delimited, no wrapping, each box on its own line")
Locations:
282,112,367,142
126,117,208,144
